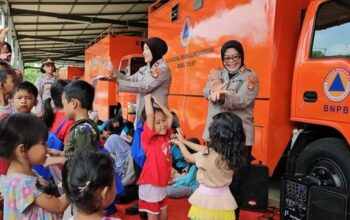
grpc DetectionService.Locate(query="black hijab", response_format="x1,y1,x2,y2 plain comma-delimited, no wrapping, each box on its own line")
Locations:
220,40,245,68
141,37,168,68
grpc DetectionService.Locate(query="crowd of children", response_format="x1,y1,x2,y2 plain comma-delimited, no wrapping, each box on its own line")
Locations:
0,27,250,220
0,83,246,220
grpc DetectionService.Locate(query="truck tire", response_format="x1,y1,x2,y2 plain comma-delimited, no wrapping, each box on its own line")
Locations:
286,131,321,174
295,137,350,191
338,0,350,7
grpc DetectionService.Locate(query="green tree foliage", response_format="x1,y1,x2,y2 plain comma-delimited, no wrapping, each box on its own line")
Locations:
312,50,325,58
23,62,63,83
23,62,41,83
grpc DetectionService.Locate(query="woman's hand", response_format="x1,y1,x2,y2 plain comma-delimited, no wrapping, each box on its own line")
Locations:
208,69,222,91
209,90,227,102
208,69,227,89
47,148,64,157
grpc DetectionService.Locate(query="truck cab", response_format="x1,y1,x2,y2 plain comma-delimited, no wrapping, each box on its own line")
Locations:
290,0,350,190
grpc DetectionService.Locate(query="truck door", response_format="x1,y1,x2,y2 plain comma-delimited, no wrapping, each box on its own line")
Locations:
293,0,350,126
117,56,146,122
129,57,146,76
119,59,129,75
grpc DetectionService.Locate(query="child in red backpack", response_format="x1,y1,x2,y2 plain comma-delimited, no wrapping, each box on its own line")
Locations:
137,94,173,220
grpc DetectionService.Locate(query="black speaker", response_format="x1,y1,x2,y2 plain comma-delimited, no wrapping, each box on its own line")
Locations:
308,186,350,220
240,164,269,211
280,174,319,220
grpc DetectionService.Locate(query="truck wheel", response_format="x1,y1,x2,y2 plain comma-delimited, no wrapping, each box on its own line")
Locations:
338,0,350,7
286,131,320,174
295,138,350,191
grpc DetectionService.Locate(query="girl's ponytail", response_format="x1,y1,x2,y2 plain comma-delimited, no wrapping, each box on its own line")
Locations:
43,97,55,128
62,151,114,214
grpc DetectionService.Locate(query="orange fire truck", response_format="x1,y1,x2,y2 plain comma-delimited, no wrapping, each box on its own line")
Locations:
84,31,144,120
57,66,84,80
147,0,350,190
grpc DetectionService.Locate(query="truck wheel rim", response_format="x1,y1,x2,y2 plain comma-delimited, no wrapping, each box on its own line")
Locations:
309,158,346,190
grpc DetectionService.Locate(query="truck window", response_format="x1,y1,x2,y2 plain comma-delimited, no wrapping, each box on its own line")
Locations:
130,57,146,76
119,59,129,75
311,1,350,59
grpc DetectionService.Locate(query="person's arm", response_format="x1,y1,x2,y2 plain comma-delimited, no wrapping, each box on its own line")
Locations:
182,139,206,152
111,71,127,80
35,193,69,213
43,149,67,166
171,138,196,163
118,66,170,94
176,128,206,152
106,61,135,81
144,94,154,130
153,96,173,128
0,27,9,45
44,156,67,167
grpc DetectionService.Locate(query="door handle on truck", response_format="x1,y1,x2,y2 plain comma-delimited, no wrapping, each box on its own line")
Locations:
303,91,317,102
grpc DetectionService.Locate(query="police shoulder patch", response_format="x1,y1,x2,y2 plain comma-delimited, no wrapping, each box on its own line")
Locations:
152,66,162,78
238,66,246,73
247,76,257,90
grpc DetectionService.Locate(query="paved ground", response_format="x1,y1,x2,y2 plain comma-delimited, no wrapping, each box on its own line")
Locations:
269,174,282,209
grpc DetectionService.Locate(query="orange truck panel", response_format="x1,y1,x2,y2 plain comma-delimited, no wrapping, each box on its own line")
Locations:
148,0,313,174
291,0,350,144
57,66,84,80
85,35,143,121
